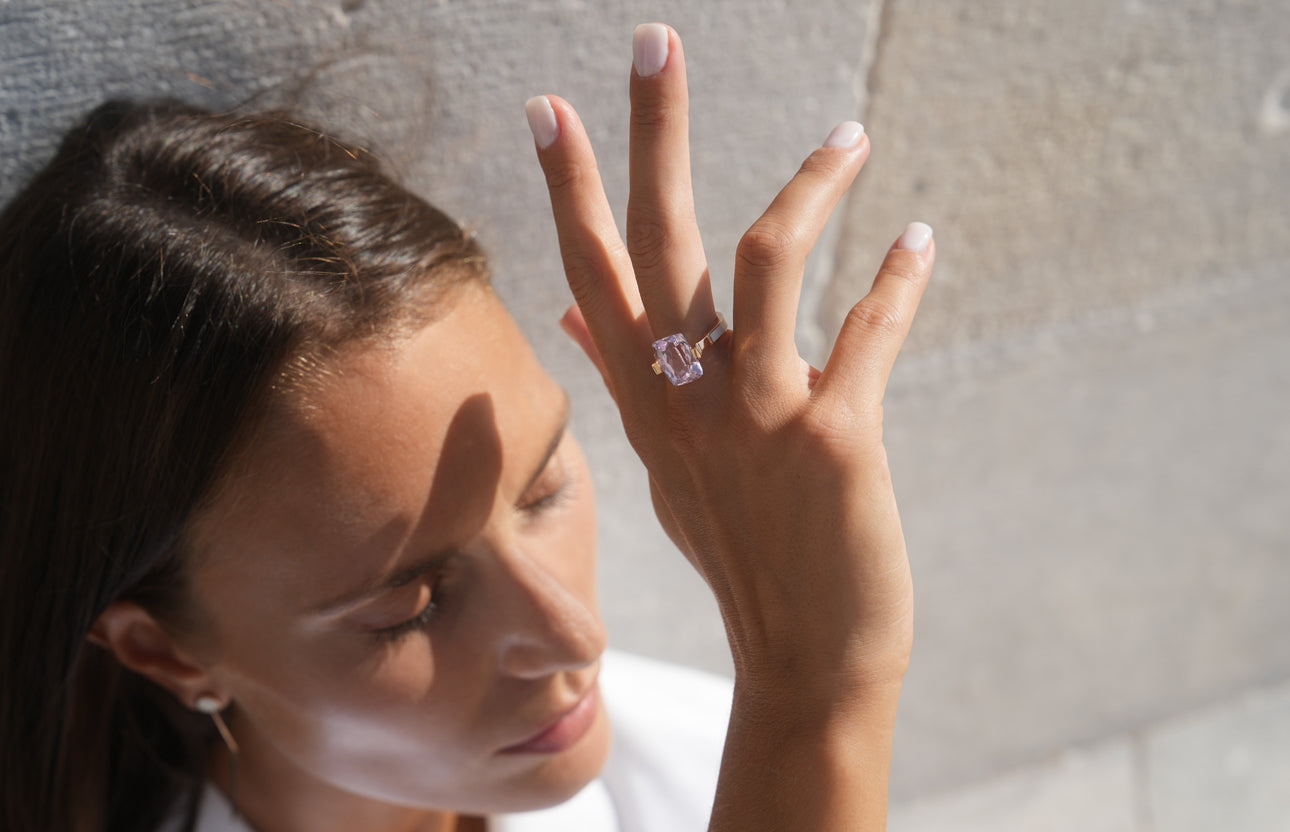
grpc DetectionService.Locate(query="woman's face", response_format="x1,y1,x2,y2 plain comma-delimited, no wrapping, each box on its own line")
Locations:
185,283,609,814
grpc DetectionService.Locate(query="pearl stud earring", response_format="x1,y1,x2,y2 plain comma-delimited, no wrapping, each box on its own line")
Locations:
193,694,240,818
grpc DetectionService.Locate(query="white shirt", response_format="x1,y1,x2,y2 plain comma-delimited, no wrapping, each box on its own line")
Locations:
162,651,732,832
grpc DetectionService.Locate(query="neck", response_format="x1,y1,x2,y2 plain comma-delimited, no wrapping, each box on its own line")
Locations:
207,712,483,832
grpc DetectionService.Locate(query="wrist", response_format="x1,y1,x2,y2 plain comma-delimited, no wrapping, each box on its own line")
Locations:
712,672,904,831
725,612,913,706
731,659,906,726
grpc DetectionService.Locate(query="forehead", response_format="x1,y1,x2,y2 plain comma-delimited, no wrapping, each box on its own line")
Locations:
191,285,561,601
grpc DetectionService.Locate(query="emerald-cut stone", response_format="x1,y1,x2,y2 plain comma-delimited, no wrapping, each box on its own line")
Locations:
653,333,703,385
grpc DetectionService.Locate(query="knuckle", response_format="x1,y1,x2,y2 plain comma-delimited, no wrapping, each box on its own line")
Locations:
624,216,672,272
736,222,800,273
556,232,628,296
733,387,793,434
565,276,610,320
543,159,587,191
797,405,885,461
795,418,851,458
844,298,904,340
796,150,839,179
880,254,927,287
630,100,683,132
556,245,605,293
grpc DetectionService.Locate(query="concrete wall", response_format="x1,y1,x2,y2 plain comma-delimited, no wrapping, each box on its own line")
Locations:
3,0,1287,801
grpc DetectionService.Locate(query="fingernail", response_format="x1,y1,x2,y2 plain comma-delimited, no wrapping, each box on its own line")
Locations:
823,121,865,149
525,96,559,149
633,23,670,77
896,221,933,253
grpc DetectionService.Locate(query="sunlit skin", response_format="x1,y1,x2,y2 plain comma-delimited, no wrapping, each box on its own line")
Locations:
179,283,610,832
86,21,936,831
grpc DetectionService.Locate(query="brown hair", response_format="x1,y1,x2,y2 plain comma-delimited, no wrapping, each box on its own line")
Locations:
0,100,488,832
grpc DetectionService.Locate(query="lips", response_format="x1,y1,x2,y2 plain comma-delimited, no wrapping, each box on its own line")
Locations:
501,682,600,755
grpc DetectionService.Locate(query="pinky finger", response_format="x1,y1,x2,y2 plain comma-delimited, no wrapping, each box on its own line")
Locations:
560,304,614,394
816,222,934,408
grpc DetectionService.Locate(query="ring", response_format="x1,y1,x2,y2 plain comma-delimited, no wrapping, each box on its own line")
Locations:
651,313,730,386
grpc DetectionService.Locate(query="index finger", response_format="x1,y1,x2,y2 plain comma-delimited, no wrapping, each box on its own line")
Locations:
525,95,655,403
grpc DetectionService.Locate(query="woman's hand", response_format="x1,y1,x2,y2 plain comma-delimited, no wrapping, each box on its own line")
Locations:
528,23,933,829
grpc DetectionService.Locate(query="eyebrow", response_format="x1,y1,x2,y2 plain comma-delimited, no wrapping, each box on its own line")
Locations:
307,391,571,619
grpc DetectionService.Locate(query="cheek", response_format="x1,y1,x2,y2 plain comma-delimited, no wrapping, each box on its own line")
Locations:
224,633,502,797
222,625,462,750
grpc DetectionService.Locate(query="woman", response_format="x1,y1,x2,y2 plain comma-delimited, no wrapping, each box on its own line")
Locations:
0,23,933,832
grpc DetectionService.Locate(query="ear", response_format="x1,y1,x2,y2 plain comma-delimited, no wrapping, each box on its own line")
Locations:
88,600,221,709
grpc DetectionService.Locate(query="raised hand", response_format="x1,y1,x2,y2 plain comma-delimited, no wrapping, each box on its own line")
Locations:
528,23,933,830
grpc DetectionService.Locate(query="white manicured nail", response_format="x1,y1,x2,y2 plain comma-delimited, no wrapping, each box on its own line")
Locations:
896,221,933,253
823,121,865,148
525,96,559,149
633,23,669,77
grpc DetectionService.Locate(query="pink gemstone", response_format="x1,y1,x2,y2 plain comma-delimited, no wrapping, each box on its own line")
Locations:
653,333,704,385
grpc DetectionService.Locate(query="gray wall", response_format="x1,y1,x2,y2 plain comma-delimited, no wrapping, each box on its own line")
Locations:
3,0,1287,801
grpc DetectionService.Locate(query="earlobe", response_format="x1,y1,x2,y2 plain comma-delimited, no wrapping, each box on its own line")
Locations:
89,600,220,707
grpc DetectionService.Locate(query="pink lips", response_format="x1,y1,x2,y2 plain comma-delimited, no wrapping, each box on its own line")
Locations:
501,683,600,755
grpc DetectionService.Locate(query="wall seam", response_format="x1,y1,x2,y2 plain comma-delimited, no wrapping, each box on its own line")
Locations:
798,0,891,365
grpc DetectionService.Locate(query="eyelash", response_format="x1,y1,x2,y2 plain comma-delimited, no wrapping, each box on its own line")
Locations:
519,474,573,517
374,597,439,644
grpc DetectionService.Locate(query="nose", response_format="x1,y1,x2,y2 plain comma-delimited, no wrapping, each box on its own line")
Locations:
490,545,607,680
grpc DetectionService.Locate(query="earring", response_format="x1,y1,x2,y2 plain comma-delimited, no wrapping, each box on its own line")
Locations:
195,695,240,819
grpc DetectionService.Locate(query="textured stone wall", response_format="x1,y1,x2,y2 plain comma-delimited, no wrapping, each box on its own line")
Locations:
0,0,880,678
833,0,1290,797
3,0,1287,801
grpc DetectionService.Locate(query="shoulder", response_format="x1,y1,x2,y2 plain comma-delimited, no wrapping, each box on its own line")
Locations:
598,649,733,747
155,783,250,832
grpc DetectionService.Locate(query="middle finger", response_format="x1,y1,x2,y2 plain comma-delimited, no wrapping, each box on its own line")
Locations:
627,23,716,342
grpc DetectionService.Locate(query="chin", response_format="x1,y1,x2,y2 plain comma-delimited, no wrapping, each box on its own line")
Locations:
494,701,612,813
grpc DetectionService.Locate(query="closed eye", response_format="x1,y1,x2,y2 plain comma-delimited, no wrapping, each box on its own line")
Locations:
373,583,440,644
520,475,572,516
517,431,572,517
